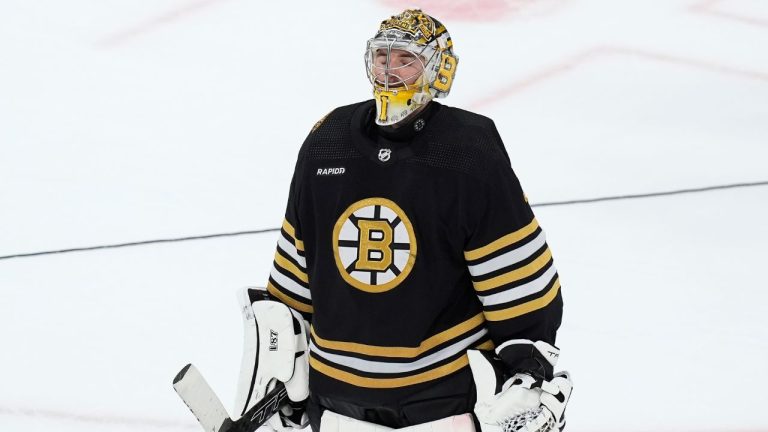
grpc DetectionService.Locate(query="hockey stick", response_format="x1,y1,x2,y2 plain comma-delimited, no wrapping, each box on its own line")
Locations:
173,363,288,432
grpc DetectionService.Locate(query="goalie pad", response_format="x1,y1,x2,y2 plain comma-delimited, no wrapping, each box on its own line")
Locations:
233,287,309,425
319,410,476,432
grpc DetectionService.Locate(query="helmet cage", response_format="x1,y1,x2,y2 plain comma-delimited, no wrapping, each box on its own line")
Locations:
364,10,458,125
365,33,439,94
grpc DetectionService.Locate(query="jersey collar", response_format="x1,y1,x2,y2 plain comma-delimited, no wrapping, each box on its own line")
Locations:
350,100,441,165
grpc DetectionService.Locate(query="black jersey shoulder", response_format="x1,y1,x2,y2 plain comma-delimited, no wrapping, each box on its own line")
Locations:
436,105,510,161
407,104,512,181
441,105,496,129
299,101,367,162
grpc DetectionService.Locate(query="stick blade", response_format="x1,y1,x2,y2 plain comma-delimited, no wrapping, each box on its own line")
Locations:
173,363,234,432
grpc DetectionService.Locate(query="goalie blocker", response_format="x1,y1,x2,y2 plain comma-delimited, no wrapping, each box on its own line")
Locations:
172,287,310,432
234,287,310,430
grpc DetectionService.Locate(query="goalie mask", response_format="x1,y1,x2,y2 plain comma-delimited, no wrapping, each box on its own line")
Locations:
365,9,458,126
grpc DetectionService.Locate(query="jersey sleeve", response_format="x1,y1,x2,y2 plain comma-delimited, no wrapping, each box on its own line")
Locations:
266,159,313,321
463,143,563,377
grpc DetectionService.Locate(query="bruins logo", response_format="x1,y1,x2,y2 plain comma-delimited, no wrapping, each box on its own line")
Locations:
379,9,436,42
333,198,417,293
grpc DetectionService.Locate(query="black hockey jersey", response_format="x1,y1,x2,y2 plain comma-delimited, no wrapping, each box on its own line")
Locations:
266,100,563,410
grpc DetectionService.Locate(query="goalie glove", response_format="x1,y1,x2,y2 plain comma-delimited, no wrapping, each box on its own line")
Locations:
468,341,573,432
234,287,310,431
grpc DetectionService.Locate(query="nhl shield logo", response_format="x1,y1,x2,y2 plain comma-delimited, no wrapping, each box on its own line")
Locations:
333,198,417,293
378,148,392,162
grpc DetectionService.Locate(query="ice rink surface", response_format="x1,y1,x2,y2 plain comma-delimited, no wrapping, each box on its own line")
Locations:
1,0,767,431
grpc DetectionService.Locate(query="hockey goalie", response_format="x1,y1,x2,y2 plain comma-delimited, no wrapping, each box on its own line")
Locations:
176,7,573,432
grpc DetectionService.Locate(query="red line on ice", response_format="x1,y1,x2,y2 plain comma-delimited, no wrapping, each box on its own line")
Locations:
689,0,768,28
97,0,233,48
0,406,196,429
469,45,768,110
468,46,607,109
377,0,568,22
608,46,768,82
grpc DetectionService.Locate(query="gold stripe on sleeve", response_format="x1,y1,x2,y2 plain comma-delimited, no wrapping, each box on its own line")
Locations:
475,340,496,350
309,354,468,389
464,219,539,261
282,219,305,252
473,248,553,292
484,278,560,322
274,252,309,283
311,313,485,358
267,282,313,314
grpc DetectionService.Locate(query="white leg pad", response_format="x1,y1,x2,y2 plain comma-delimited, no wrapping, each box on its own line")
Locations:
320,410,393,431
320,411,475,432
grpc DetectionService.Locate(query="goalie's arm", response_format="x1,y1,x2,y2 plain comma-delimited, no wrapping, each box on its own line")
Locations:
463,127,563,379
266,154,313,322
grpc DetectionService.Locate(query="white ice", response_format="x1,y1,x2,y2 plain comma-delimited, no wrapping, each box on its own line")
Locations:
1,0,767,431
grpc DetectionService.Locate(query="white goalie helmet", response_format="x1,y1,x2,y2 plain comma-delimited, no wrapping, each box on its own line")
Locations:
364,9,459,126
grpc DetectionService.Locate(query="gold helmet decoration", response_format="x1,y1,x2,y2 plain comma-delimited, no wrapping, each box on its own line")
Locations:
365,9,458,126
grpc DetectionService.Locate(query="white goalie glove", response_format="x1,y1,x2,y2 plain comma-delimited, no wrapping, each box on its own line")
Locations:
468,341,573,432
233,287,310,431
